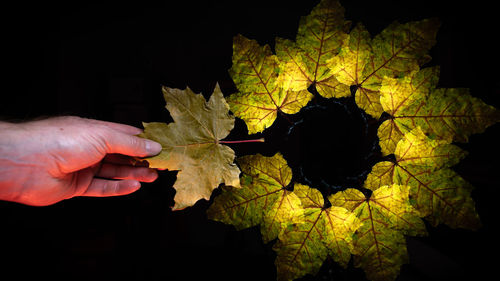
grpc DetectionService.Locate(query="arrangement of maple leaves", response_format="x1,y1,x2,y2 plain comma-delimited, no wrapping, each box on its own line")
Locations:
138,0,500,280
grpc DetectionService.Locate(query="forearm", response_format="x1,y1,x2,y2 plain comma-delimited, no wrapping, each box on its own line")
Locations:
0,120,61,203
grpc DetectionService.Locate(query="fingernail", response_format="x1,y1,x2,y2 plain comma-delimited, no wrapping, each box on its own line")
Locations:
145,140,162,156
131,180,141,189
146,169,159,182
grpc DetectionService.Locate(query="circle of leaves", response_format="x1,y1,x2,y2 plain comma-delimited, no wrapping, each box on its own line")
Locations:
207,1,500,281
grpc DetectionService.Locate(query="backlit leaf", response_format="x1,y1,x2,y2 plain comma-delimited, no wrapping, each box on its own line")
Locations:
328,23,371,86
329,18,440,118
228,34,313,134
138,84,240,210
378,67,500,155
365,128,481,229
330,185,425,281
274,183,361,281
207,153,302,243
275,37,311,92
275,0,351,99
395,126,467,169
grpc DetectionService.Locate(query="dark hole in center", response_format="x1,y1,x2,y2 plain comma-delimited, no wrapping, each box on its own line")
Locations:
285,98,371,195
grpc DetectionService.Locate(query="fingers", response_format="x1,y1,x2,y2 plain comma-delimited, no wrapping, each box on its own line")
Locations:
102,131,162,158
80,178,142,197
72,163,157,199
97,163,158,182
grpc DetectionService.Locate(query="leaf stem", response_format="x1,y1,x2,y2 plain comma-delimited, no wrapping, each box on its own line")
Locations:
219,138,265,144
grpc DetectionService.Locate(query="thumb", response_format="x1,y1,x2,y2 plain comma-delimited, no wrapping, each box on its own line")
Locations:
103,131,162,158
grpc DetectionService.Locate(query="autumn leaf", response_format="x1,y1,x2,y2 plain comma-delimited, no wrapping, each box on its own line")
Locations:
227,34,313,134
208,153,361,281
274,183,361,281
378,67,500,155
326,23,371,87
207,153,303,243
138,84,241,210
365,127,481,229
330,185,426,281
329,19,440,118
275,0,350,98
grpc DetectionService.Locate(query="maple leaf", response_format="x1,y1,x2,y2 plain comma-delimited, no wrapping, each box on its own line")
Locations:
227,34,313,134
378,67,500,155
275,0,350,98
329,19,440,118
330,185,426,281
365,127,481,229
138,84,241,210
207,153,303,243
274,183,361,281
208,153,361,281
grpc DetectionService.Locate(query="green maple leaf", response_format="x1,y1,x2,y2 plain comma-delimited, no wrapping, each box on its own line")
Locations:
275,0,350,98
378,67,500,155
208,153,361,281
365,127,480,229
329,19,440,118
207,153,303,243
138,84,241,210
330,185,426,281
227,35,313,134
274,183,361,281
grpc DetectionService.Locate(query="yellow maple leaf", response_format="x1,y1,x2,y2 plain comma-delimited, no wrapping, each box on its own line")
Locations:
207,153,302,243
365,127,480,229
138,84,240,210
274,183,361,281
330,185,426,281
227,34,313,134
378,67,500,155
275,0,351,99
329,19,440,118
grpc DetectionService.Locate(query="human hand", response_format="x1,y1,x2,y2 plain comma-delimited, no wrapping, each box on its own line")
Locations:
0,116,162,206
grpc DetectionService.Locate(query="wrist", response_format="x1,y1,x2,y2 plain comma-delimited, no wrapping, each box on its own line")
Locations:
0,121,30,202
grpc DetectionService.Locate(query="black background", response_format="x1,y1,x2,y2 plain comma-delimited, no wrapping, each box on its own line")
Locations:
1,0,499,281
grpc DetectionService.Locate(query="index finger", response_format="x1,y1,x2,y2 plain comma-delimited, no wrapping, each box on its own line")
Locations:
102,131,163,158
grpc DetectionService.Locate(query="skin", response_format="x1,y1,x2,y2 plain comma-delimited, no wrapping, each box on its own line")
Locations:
0,116,163,206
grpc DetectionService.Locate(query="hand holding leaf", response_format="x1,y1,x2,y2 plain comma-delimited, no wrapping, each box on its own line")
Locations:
138,84,241,210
